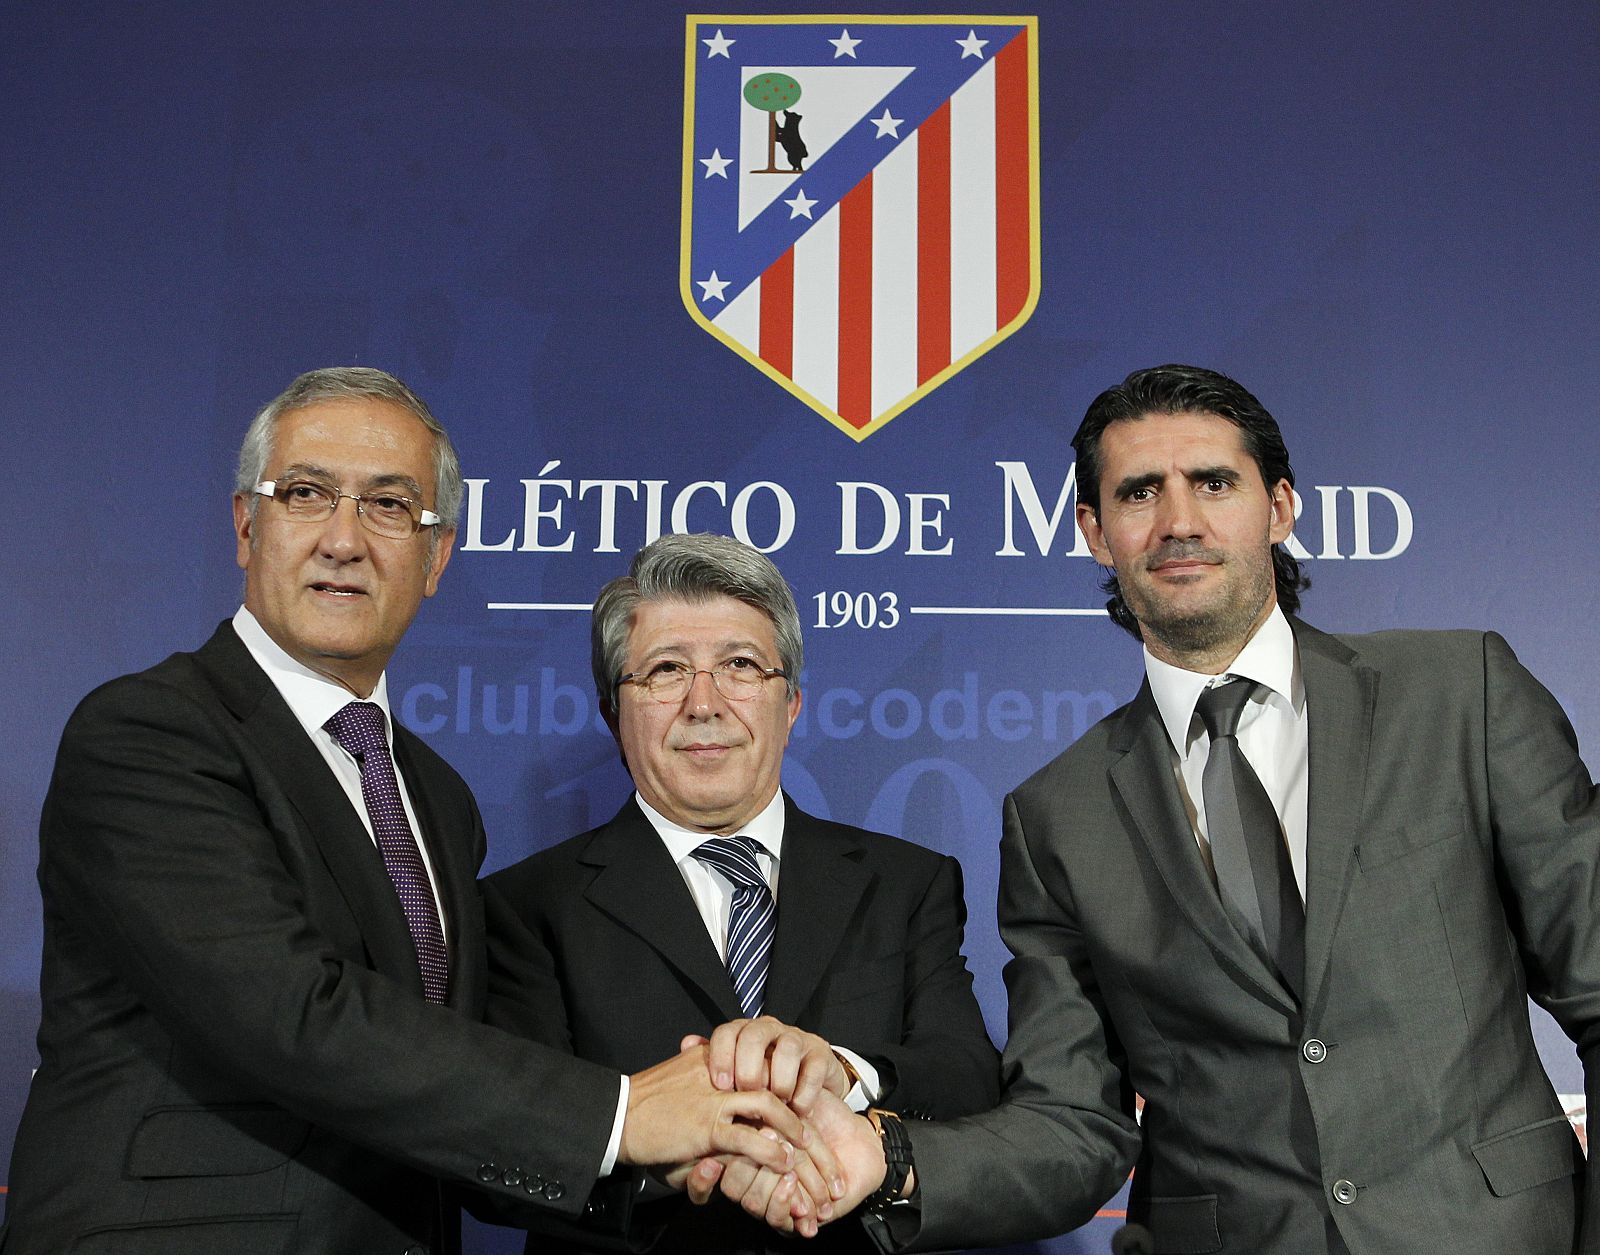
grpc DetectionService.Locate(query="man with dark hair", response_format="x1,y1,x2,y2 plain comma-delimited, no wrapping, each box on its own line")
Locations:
484,532,999,1254
738,364,1600,1255
3,371,816,1255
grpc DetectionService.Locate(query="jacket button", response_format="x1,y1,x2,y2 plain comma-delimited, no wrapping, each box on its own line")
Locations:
476,1162,499,1184
1302,1038,1328,1064
1332,1178,1358,1205
502,1167,524,1187
543,1179,566,1201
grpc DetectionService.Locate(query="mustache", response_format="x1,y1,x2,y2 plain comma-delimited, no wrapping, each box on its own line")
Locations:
1142,541,1224,570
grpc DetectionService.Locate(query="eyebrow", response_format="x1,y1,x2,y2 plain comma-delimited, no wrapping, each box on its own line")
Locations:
276,463,425,498
1109,465,1243,501
638,638,775,664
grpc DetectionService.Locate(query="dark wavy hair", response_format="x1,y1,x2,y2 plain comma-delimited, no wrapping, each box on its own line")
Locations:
1072,364,1309,638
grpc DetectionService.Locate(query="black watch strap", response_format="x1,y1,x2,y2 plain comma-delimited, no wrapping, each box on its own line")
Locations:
863,1108,914,1212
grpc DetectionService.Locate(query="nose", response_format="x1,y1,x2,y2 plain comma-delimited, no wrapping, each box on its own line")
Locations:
1156,486,1204,540
317,493,369,559
682,668,727,718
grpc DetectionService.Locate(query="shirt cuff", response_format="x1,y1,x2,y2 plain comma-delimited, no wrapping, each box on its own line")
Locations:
599,1073,629,1176
833,1045,882,1112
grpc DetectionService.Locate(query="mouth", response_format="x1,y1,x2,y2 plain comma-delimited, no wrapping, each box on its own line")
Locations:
677,742,735,759
310,581,368,599
1149,559,1217,577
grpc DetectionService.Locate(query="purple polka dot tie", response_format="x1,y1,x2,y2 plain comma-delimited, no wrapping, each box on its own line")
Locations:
692,836,774,1017
324,701,450,1004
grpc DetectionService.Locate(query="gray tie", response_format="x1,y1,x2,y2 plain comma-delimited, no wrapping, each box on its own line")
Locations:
1196,680,1304,998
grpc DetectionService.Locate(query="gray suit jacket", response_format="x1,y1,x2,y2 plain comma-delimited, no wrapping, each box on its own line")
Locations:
877,620,1598,1255
4,623,623,1255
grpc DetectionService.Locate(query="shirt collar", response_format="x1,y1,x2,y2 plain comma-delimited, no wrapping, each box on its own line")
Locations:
637,789,787,869
1143,604,1301,754
232,605,393,746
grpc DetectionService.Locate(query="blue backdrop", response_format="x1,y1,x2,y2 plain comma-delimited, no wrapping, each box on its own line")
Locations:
4,3,1598,1251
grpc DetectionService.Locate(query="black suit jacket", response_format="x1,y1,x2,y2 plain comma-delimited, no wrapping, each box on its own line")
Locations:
484,795,1001,1255
4,623,623,1255
874,621,1599,1255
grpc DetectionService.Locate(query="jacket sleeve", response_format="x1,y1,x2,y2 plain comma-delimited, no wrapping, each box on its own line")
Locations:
40,670,622,1217
866,853,1002,1119
1477,632,1600,1252
867,792,1141,1251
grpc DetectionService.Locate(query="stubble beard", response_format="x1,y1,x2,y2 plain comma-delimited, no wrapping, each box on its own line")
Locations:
1123,553,1277,667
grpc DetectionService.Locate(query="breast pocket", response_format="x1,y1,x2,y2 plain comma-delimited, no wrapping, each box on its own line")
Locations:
815,953,905,1006
1356,811,1465,874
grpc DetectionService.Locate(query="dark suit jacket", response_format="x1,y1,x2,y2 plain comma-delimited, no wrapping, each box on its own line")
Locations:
483,795,1001,1255
4,623,623,1255
873,621,1599,1255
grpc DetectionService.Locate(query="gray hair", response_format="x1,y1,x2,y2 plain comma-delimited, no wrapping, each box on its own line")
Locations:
234,366,464,531
592,533,804,714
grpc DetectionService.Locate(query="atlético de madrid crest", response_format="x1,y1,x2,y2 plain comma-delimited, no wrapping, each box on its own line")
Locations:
682,15,1040,441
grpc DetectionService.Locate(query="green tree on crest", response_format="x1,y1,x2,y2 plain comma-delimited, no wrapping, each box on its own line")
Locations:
744,73,803,174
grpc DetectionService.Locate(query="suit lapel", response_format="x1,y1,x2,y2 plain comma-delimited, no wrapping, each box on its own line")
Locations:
762,797,872,1023
194,624,427,998
1108,681,1297,1012
580,802,745,1021
1293,619,1376,1010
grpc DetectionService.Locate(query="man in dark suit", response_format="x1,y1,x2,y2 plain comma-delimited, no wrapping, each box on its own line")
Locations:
484,533,1000,1253
740,364,1600,1255
2,369,816,1255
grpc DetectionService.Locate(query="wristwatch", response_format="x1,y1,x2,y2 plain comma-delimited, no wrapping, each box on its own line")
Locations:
862,1108,915,1212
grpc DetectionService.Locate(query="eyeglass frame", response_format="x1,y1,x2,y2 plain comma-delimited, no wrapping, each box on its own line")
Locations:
614,658,791,704
253,479,441,537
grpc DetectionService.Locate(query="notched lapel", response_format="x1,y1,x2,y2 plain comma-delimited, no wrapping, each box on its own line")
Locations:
581,808,745,1022
1109,685,1297,1012
196,626,427,997
1296,623,1377,1008
762,800,872,1023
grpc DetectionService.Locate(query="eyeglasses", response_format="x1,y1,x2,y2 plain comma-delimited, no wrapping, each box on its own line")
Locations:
254,479,440,539
616,657,789,704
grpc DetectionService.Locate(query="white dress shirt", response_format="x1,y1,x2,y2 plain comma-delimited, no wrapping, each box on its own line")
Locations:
636,790,882,1110
1143,605,1310,900
231,606,450,937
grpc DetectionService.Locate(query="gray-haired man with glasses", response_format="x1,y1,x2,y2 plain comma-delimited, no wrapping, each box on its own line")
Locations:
4,373,820,1255
482,532,1000,1255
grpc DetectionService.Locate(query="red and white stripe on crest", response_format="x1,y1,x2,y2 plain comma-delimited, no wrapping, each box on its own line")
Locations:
714,30,1031,431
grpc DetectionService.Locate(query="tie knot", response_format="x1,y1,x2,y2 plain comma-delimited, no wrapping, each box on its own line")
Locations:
324,701,388,758
1195,678,1260,741
692,836,768,891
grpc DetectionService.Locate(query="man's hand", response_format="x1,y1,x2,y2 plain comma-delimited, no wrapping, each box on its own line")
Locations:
707,1089,890,1236
620,1043,826,1175
705,1015,852,1114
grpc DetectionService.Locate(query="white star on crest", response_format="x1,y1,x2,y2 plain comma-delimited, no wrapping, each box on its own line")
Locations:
784,189,818,219
830,28,861,58
697,271,730,302
699,148,732,179
870,108,903,139
956,29,989,59
703,29,735,58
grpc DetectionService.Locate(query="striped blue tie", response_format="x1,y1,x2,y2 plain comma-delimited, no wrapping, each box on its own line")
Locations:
693,836,775,1017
